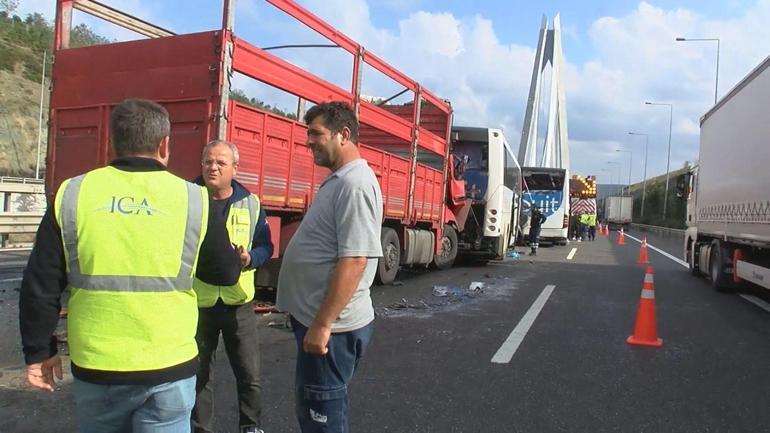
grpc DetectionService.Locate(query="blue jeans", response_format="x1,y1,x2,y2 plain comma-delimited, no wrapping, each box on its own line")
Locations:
73,376,196,433
291,317,373,433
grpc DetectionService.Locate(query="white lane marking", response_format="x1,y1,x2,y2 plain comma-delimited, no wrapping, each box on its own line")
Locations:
566,248,577,260
625,233,770,314
0,260,29,268
491,284,556,364
624,233,688,268
738,294,770,313
0,278,22,290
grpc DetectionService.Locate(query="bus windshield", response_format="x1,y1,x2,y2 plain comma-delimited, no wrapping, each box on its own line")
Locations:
453,142,489,200
523,172,565,191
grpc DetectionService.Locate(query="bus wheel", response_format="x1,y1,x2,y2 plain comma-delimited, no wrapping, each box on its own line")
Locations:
376,227,400,285
432,225,458,270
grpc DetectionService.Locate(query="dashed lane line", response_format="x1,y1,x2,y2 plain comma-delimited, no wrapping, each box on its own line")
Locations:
566,248,577,260
491,284,556,364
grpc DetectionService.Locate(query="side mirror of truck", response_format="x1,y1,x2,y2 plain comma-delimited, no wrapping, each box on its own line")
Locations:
675,173,691,198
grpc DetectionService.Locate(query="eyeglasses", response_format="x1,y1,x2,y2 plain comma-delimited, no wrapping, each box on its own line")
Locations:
201,159,233,168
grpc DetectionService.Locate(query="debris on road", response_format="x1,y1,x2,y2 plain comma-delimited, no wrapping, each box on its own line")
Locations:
469,282,485,292
432,286,449,297
377,282,490,317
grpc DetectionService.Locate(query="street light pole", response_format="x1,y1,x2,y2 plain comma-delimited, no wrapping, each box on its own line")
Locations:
628,132,649,217
600,168,612,186
616,149,632,194
607,161,621,194
645,101,673,220
35,50,46,180
608,161,623,219
676,37,720,105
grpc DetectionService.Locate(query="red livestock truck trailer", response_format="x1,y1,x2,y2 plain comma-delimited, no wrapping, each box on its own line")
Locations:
44,0,496,285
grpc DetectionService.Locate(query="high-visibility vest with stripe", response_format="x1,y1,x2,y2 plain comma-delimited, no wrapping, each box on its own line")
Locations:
193,194,260,307
54,166,208,372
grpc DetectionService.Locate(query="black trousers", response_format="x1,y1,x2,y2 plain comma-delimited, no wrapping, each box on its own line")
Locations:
192,301,262,433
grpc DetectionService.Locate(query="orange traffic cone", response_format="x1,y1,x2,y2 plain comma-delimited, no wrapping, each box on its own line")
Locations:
617,227,626,245
604,224,610,237
627,266,663,347
637,237,650,264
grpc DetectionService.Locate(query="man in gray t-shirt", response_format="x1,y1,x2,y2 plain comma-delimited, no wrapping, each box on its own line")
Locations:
277,101,382,433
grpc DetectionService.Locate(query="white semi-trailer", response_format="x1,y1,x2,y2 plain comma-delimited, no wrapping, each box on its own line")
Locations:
683,55,770,291
604,196,633,227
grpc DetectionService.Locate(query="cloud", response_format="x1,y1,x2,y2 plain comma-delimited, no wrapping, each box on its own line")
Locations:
283,0,770,182
398,12,464,58
564,1,770,181
17,0,770,184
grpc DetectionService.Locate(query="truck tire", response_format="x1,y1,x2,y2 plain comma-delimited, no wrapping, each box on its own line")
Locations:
432,225,458,270
687,240,699,276
709,240,733,292
376,227,400,285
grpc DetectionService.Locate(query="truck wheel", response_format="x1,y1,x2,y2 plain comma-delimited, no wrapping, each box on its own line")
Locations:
376,227,400,285
432,225,458,270
709,241,732,292
687,240,699,276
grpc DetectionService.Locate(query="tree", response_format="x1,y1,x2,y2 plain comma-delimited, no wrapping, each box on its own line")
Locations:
0,0,19,14
70,23,112,47
15,193,40,212
230,88,298,120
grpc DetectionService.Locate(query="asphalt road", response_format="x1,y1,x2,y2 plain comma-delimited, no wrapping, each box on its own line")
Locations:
207,228,770,433
0,249,29,282
1,230,769,432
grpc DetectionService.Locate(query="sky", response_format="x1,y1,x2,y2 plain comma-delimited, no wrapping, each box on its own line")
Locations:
15,0,770,185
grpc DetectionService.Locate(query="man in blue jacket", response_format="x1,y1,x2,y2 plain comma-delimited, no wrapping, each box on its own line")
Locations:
192,140,273,433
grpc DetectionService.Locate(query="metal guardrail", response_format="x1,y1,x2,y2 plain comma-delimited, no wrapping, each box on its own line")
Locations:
0,176,44,185
630,223,685,237
0,212,44,247
1,178,47,247
0,212,44,233
0,177,45,195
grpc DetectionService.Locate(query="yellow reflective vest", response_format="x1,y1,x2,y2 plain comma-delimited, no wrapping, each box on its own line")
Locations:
193,194,260,307
54,166,208,372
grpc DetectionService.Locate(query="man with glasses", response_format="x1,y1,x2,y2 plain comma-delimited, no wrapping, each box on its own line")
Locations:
192,140,273,433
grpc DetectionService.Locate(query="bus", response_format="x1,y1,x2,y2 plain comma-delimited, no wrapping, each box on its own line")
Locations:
452,127,522,260
521,167,569,245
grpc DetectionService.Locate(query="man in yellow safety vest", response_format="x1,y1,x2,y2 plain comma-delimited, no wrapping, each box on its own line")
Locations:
192,140,273,433
19,99,241,433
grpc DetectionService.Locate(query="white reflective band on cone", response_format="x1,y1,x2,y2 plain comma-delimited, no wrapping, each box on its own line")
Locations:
641,289,655,299
644,274,654,284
